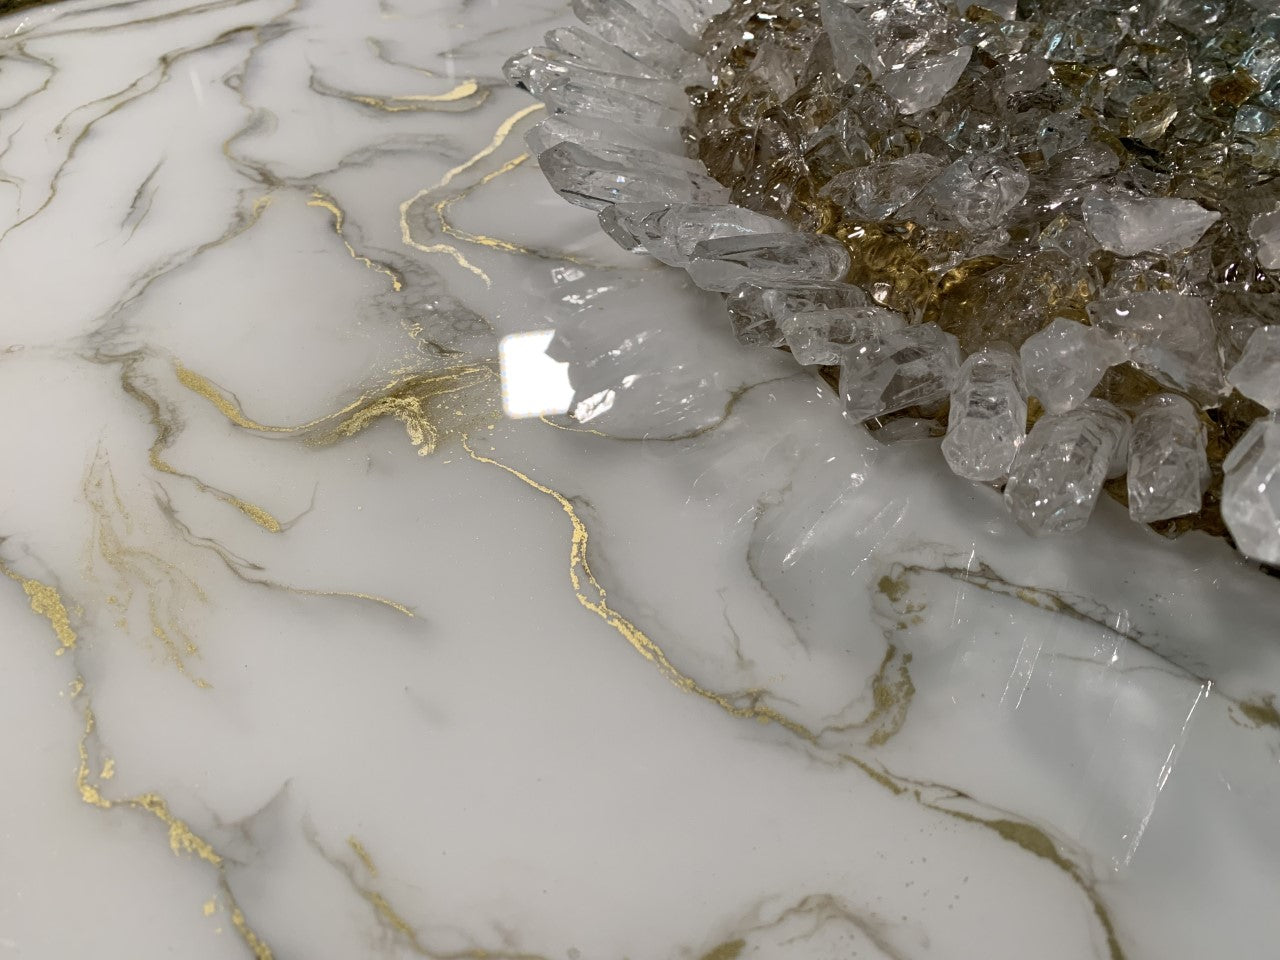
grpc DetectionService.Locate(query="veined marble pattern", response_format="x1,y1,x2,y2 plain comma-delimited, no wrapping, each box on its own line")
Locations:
0,1,1277,958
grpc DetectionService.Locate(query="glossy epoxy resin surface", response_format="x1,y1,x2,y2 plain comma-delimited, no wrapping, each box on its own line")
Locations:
0,1,1277,958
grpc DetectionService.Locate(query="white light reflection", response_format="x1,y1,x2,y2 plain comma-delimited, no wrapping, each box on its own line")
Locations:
498,330,574,419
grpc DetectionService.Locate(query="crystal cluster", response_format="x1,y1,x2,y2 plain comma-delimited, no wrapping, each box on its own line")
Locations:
507,0,1280,565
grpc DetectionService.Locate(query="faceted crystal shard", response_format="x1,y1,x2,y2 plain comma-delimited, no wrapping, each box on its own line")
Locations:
1126,394,1210,523
1249,206,1280,271
1086,293,1227,405
685,233,851,293
1222,418,1280,565
1019,318,1127,414
839,323,962,422
1081,191,1221,256
942,344,1027,482
598,202,790,265
1003,399,1131,536
780,305,905,366
537,142,728,210
725,280,874,346
928,154,1030,231
1228,325,1280,410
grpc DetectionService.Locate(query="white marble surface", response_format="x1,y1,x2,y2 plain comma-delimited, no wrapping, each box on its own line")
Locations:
1,1,1278,958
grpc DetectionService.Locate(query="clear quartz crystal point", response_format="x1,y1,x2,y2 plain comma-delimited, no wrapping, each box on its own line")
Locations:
942,344,1027,482
598,202,790,264
685,232,851,292
1019,318,1127,414
538,74,689,127
1081,191,1221,256
1126,394,1210,523
544,26,664,78
504,48,688,114
725,280,874,346
1222,418,1280,565
537,141,728,210
570,0,696,70
839,322,962,422
781,305,906,366
1003,398,1131,536
1227,325,1280,410
525,114,682,157
1086,292,1228,405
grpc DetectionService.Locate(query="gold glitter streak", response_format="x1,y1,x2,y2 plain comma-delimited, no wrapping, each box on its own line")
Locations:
75,709,276,959
175,360,500,457
203,898,218,917
82,456,211,685
1,563,77,652
460,439,816,741
307,190,404,291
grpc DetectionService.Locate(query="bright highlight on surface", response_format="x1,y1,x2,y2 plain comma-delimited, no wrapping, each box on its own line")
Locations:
499,330,574,418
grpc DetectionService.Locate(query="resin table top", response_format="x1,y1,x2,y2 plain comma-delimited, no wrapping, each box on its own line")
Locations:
0,1,1277,958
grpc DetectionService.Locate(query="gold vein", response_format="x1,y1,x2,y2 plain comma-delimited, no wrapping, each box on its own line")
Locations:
307,190,404,291
347,836,378,876
397,104,544,283
308,74,490,113
460,438,816,740
75,709,276,959
153,487,418,620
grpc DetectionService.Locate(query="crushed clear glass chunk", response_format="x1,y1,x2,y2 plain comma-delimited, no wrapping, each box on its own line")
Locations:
928,154,1030,232
942,344,1027,482
839,322,961,422
1003,398,1131,536
1019,318,1127,414
821,154,943,220
685,232,851,292
1222,418,1280,565
1081,191,1221,257
1127,394,1211,524
881,45,973,115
